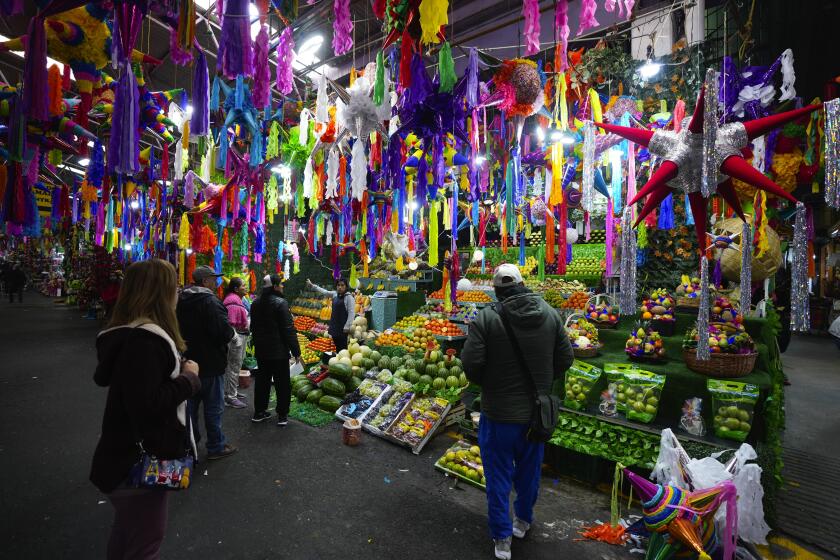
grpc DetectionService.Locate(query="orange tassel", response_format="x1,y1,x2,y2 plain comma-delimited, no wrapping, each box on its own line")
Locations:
578,523,628,545
48,65,64,116
249,270,257,293
339,156,347,196
546,210,555,264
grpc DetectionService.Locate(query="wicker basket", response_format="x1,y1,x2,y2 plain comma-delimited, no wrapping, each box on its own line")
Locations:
682,349,758,377
676,296,701,310
586,293,620,328
573,345,601,358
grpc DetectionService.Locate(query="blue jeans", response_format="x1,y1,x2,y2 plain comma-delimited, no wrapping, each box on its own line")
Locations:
190,375,227,454
478,415,544,540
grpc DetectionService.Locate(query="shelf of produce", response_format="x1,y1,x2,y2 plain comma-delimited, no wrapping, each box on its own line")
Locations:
334,384,392,424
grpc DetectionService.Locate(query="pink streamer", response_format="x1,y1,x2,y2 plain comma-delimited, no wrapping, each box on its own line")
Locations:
556,0,570,71
605,199,614,275
332,0,353,56
605,0,616,11
275,27,295,95
523,0,541,56
620,0,635,18
673,99,686,131
577,0,599,36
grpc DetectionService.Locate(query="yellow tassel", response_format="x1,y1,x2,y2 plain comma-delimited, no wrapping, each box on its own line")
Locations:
165,217,172,243
182,120,190,150
419,0,448,45
589,89,603,126
699,553,712,560
395,256,404,272
178,213,191,249
349,67,356,87
558,73,569,131
429,200,439,267
549,143,564,206
179,249,186,286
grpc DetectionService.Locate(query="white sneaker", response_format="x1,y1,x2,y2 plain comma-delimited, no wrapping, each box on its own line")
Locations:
512,518,530,539
493,537,512,560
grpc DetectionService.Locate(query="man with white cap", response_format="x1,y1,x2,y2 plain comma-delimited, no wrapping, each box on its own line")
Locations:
461,263,574,560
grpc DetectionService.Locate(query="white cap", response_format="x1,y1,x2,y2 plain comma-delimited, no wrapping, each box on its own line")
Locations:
492,263,523,288
263,274,273,288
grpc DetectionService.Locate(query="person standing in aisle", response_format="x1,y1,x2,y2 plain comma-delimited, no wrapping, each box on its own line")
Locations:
176,266,238,460
222,277,250,409
6,263,26,303
249,274,302,425
461,264,574,560
305,277,355,351
90,259,201,559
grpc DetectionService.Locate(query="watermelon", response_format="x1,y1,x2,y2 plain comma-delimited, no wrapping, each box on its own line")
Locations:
295,383,315,400
414,362,426,375
449,365,463,376
347,376,363,391
425,350,441,363
425,364,438,378
363,358,375,369
293,377,313,391
318,395,342,412
459,373,468,386
369,350,382,363
393,369,406,379
328,363,353,382
377,356,391,370
446,376,460,389
321,377,347,396
291,374,308,386
403,358,415,370
408,371,421,384
390,356,402,369
418,374,433,386
452,358,463,368
432,377,447,390
306,389,324,404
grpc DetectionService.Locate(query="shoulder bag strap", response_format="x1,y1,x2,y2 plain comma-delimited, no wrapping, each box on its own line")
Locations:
494,303,539,400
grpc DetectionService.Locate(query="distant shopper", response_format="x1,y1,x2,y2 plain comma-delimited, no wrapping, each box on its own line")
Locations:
461,264,574,560
222,277,250,409
177,266,237,460
830,315,840,350
306,277,355,351
6,263,26,303
90,259,201,559
249,274,301,425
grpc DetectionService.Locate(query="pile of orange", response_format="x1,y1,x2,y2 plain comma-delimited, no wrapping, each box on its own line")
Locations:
404,327,439,351
375,331,409,347
307,337,336,353
425,319,463,337
562,292,590,310
294,316,316,332
458,290,492,303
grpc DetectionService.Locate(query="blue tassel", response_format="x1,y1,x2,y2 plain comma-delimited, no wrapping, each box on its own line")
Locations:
235,75,245,111
210,76,220,111
658,193,675,230
249,128,263,166
519,231,526,265
684,194,694,225
148,148,157,182
214,246,223,275
277,241,284,260
217,129,229,167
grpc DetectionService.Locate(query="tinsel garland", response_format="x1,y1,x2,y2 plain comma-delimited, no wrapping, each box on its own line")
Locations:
581,122,595,212
276,26,295,95
523,0,540,55
790,202,810,332
824,98,840,209
739,222,752,314
701,68,718,198
619,207,636,314
419,0,448,45
332,0,353,56
438,42,456,93
685,194,694,225
696,256,711,360
252,25,271,109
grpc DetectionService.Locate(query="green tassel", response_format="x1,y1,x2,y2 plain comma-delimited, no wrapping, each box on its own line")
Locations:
438,42,456,93
373,50,386,106
637,221,648,249
266,121,280,159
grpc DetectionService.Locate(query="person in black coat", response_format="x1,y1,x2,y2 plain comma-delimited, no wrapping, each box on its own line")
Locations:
249,274,301,425
176,266,238,460
6,263,26,303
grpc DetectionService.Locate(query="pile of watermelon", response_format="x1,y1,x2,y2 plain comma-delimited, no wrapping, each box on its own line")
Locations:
386,349,469,392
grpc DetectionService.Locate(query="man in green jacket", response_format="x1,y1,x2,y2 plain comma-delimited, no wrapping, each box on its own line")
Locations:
461,264,574,560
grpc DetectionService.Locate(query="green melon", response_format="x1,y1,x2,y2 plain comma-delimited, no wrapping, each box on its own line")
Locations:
425,364,438,378
459,372,468,386
408,371,421,384
378,356,391,370
418,374,433,386
369,351,382,363
432,377,447,390
306,389,324,404
390,356,403,369
449,365,463,376
446,376,460,389
415,362,426,375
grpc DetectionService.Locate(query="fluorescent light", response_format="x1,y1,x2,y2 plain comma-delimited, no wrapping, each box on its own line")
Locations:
59,165,85,176
294,35,324,70
638,61,661,79
124,243,132,252
194,0,212,9
408,260,418,271
77,158,90,166
249,3,258,17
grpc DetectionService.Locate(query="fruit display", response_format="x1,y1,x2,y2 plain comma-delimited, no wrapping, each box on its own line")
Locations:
562,291,590,310
393,315,428,330
424,318,465,338
290,286,333,320
293,316,317,332
625,324,666,361
355,293,371,314
604,363,639,414
585,296,620,326
530,278,587,294
566,317,599,349
402,329,440,353
435,442,486,488
307,337,336,353
543,290,566,308
562,360,603,410
620,370,666,424
526,229,543,246
386,396,450,449
565,256,604,276
675,274,702,299
449,304,479,323
375,330,409,348
365,390,415,433
578,230,606,244
682,324,754,354
428,288,493,303
708,380,759,442
518,255,538,276
300,347,321,364
348,316,374,343
640,289,675,321
710,296,744,327
309,322,329,336
335,379,391,421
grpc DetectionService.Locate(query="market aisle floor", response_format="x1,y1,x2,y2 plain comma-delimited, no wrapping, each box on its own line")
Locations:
0,294,631,560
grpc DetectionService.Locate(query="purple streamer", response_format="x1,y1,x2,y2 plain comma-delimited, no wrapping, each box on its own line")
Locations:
22,17,48,121
275,26,295,95
218,0,254,79
713,258,723,288
190,50,210,136
252,25,271,109
107,63,141,176
332,0,353,56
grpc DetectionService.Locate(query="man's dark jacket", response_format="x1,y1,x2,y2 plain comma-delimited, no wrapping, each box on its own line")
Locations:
249,288,301,360
461,288,574,423
176,286,234,377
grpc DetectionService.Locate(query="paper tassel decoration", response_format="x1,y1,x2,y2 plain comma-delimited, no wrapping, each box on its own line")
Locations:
315,73,329,123
657,193,674,229
332,0,353,56
419,0,448,45
438,42,456,93
581,123,595,212
824,98,840,209
373,50,386,105
739,222,752,314
276,26,295,95
619,207,636,314
605,200,614,275
47,64,63,117
173,0,196,64
790,202,810,332
701,68,719,198
303,157,314,198
326,149,339,199
22,17,48,121
523,0,540,55
577,0,599,35
107,63,141,176
252,25,271,109
696,256,711,360
351,140,367,201
218,0,254,79
556,0,570,71
177,213,190,249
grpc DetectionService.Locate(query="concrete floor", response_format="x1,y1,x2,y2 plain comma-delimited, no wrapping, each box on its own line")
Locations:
0,294,633,560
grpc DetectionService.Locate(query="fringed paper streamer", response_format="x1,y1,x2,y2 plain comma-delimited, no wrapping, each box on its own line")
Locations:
47,64,63,117
557,202,568,274
523,0,541,55
374,50,386,105
556,0,570,71
545,209,555,264
252,25,271,109
712,258,722,289
701,68,718,198
174,0,196,64
577,0,599,35
316,74,329,125
210,75,220,111
824,98,840,209
438,42,456,93
351,140,367,201
22,16,48,121
332,0,353,56
753,190,769,257
696,256,711,360
790,202,810,332
299,109,310,146
685,194,694,225
107,63,141,176
657,194,674,229
605,199,614,276
303,157,314,198
400,29,413,88
419,0,448,45
619,207,636,314
276,26,295,95
549,144,564,206
218,0,254,79
609,145,622,207
326,148,339,199
637,221,647,248
266,122,280,159
739,221,752,314
466,48,479,109
581,123,595,212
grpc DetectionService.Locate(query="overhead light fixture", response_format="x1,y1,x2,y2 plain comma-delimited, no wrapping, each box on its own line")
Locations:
78,158,90,166
124,243,132,252
185,104,194,116
59,165,85,176
408,260,418,271
638,60,662,79
294,35,324,70
194,0,213,10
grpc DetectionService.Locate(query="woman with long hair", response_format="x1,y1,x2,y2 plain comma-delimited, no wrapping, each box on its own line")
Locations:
222,276,250,408
90,259,201,559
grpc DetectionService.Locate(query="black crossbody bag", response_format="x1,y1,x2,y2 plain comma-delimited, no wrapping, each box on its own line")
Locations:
495,304,562,443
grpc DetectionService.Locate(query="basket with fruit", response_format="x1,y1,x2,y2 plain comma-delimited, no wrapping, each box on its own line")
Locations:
565,314,601,358
675,274,703,309
710,296,745,329
707,379,759,442
543,289,565,309
625,323,666,363
585,294,620,328
435,441,486,489
640,289,676,335
561,291,590,311
682,324,757,377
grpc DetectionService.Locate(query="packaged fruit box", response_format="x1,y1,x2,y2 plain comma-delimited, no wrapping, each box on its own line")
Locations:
435,441,486,490
334,381,392,424
603,363,640,415
621,370,666,424
386,396,451,453
708,380,759,442
363,390,415,435
563,360,603,410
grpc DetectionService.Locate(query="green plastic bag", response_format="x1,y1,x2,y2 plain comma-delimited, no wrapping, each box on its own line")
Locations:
708,379,759,442
623,369,666,423
604,363,639,415
563,360,603,411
